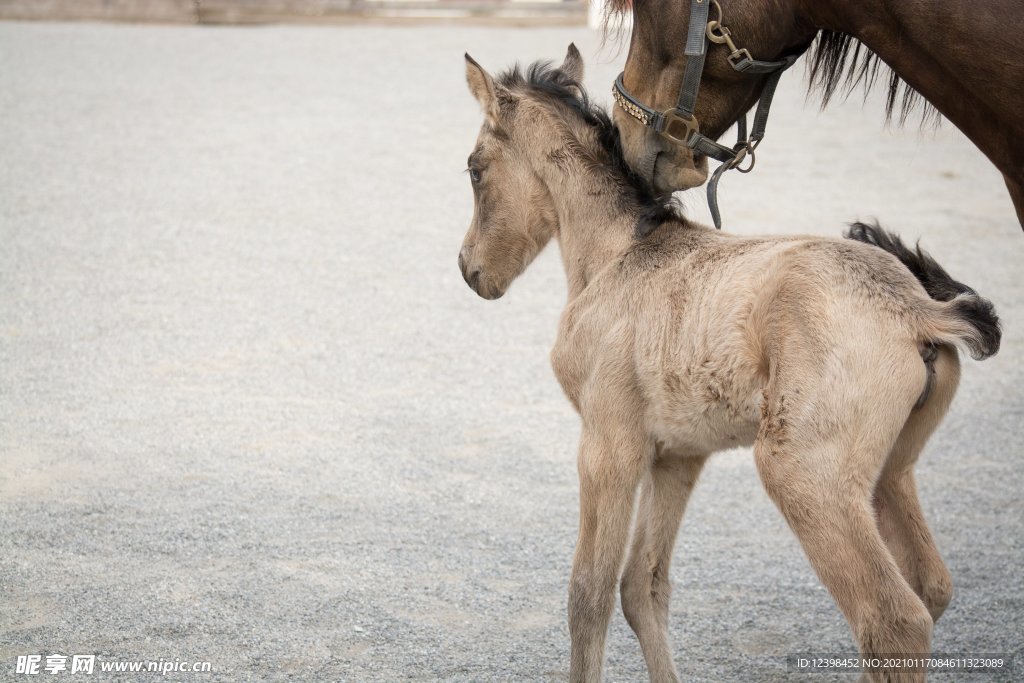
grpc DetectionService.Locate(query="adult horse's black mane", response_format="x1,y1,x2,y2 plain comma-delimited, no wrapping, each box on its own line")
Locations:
809,31,935,124
497,60,679,234
603,0,934,124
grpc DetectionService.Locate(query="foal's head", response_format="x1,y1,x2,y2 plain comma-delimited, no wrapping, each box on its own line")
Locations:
458,46,669,300
457,46,588,300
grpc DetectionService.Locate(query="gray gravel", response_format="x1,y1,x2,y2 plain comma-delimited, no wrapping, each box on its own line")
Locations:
1,21,1021,682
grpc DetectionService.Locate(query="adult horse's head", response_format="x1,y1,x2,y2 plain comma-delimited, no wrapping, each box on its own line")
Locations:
457,48,586,299
611,0,816,195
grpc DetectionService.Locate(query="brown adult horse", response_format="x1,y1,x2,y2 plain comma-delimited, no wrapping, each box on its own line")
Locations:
608,0,1024,229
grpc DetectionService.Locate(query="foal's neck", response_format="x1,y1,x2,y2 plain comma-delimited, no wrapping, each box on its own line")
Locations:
541,159,639,301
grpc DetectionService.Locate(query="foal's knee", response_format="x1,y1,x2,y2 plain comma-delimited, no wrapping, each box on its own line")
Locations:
619,563,652,631
621,559,672,632
569,569,617,629
619,571,645,632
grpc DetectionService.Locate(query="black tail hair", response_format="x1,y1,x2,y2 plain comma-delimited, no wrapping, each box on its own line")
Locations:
845,221,1001,359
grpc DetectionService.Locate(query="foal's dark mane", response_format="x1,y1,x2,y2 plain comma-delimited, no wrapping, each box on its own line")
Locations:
603,0,935,125
496,61,679,236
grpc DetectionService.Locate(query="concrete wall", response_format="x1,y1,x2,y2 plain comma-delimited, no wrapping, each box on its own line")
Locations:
0,1,197,23
0,0,586,24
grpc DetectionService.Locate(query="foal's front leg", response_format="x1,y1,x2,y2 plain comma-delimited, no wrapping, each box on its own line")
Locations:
569,423,648,683
620,451,707,683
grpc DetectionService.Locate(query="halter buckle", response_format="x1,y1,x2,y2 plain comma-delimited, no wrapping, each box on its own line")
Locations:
660,108,700,145
727,48,753,69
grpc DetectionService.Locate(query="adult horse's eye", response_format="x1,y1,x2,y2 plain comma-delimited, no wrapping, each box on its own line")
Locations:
469,168,482,184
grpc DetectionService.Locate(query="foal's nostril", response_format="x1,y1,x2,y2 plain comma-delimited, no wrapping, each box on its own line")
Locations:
458,247,482,293
459,256,482,292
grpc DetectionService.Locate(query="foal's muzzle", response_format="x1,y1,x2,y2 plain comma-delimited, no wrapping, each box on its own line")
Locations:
459,246,496,299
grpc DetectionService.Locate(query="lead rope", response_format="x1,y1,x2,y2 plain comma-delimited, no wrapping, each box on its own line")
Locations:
706,56,794,228
697,0,797,228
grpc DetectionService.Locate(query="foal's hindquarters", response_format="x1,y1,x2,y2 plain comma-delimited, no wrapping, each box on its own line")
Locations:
555,232,990,683
753,273,959,683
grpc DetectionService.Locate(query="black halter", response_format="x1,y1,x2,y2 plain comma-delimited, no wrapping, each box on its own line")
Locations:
613,0,797,228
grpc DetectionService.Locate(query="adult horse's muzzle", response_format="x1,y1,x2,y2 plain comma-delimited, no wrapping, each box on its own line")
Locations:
611,0,797,227
612,89,710,197
647,134,710,196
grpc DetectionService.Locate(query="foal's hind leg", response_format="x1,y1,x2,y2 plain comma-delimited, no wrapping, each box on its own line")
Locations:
756,357,934,682
874,345,960,622
620,451,707,683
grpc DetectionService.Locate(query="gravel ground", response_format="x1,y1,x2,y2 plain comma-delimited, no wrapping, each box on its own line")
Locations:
0,21,1021,682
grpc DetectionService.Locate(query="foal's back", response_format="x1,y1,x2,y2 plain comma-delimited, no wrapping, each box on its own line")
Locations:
553,220,945,454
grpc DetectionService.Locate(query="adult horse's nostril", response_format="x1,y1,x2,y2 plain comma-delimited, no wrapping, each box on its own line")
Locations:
458,251,466,274
468,270,481,291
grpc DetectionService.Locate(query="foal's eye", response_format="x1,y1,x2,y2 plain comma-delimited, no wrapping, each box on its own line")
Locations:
469,168,482,184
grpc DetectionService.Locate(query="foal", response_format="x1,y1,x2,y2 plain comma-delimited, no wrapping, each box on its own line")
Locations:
457,45,1000,683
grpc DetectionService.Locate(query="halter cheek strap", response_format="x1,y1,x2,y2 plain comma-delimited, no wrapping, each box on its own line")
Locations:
612,0,798,229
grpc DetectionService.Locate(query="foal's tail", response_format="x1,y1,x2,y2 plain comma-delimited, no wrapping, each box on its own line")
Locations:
845,221,1001,360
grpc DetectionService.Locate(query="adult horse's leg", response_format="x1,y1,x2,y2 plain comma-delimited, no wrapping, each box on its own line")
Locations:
755,351,932,682
874,345,960,622
620,451,708,683
1004,175,1024,230
569,420,648,683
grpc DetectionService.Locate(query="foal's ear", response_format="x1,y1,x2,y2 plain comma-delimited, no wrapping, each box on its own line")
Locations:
465,53,499,120
560,43,585,84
